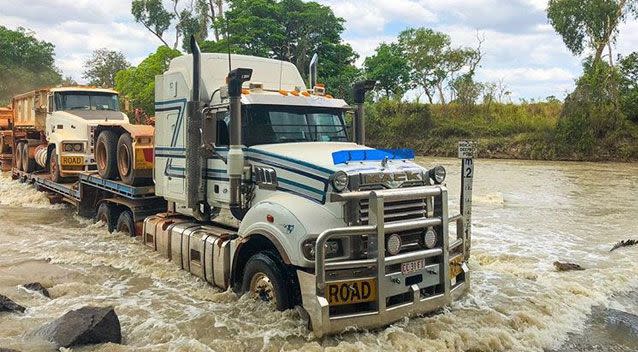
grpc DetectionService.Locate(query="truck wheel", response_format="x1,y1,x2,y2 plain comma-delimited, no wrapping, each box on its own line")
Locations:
241,252,293,311
115,210,136,236
16,142,24,171
116,133,138,185
0,134,6,154
49,148,63,183
96,203,117,232
96,130,118,180
22,143,36,173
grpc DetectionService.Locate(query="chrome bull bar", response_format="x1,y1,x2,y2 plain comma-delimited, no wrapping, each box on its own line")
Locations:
301,185,470,337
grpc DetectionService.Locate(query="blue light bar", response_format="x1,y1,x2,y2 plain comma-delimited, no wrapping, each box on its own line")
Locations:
332,148,415,165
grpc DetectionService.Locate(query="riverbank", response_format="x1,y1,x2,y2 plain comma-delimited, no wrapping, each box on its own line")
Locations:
366,101,638,162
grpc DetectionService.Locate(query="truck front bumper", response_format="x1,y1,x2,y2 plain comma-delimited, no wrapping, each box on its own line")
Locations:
299,185,471,337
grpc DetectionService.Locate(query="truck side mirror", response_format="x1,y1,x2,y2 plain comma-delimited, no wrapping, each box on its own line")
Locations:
201,107,218,147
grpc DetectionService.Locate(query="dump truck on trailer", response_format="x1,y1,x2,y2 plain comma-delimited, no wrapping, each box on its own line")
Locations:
11,38,475,336
10,87,150,183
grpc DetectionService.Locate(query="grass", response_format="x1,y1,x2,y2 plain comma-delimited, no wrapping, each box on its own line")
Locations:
366,100,638,162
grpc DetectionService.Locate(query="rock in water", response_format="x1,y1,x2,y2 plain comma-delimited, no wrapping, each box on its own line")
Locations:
23,282,51,298
610,239,638,251
32,306,121,348
0,294,26,313
604,308,638,336
553,261,585,272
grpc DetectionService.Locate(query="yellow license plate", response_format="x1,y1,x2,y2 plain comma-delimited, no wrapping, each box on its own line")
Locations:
61,156,84,166
326,278,377,306
450,256,464,279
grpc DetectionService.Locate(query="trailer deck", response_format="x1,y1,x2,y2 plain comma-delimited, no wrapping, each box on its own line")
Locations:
12,169,166,234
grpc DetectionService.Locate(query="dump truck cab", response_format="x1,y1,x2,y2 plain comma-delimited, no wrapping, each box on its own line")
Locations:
44,87,128,177
146,39,474,336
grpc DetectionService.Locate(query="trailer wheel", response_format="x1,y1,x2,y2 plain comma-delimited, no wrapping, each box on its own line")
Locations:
95,203,117,232
116,133,139,185
16,142,23,171
96,130,119,180
22,143,36,173
49,148,63,183
115,210,136,236
241,252,293,311
0,134,7,154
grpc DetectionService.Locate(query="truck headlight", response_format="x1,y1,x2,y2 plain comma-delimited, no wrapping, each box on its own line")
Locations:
386,233,402,256
62,143,84,153
429,166,446,184
331,171,349,192
302,238,343,260
424,228,437,249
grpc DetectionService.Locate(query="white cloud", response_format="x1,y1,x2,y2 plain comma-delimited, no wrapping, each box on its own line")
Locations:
481,67,574,82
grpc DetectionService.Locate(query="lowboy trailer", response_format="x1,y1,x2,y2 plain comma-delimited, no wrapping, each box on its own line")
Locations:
9,36,476,337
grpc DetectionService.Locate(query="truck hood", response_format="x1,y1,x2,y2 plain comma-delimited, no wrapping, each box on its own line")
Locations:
59,110,128,123
248,142,425,175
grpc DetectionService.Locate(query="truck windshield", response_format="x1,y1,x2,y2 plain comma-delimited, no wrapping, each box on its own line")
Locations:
55,92,119,111
242,105,348,146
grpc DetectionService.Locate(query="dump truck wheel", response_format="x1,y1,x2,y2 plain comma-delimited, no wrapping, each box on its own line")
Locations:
116,133,138,185
241,252,293,311
22,143,36,173
96,130,118,180
49,148,63,183
96,203,118,233
15,142,23,171
115,210,135,236
0,135,6,154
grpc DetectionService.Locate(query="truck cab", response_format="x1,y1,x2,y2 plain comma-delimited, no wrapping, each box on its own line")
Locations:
44,87,128,179
145,39,473,336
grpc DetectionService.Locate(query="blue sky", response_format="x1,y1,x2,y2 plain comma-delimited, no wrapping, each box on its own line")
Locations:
1,0,637,101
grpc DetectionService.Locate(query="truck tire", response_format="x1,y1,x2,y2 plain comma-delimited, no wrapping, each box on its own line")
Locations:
49,148,63,183
96,202,117,233
0,134,6,154
115,210,136,236
96,130,118,180
241,252,294,311
116,133,139,185
15,142,23,171
22,143,36,173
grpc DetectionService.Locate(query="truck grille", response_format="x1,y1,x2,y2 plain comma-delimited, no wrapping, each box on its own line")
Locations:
88,126,96,154
355,184,431,255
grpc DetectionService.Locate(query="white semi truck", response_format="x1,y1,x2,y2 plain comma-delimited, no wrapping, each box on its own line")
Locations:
143,39,474,336
12,38,474,336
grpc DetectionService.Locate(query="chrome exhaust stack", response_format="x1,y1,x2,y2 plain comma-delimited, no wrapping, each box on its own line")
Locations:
352,80,376,145
226,68,252,220
186,35,209,220
309,53,318,89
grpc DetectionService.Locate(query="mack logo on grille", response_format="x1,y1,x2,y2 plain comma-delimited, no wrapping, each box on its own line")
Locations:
362,171,422,184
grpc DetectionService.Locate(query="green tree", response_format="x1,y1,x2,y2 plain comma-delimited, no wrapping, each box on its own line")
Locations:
547,0,638,64
619,52,638,122
83,48,131,88
398,28,481,104
202,0,359,100
132,0,173,47
114,46,181,115
0,26,61,104
364,43,411,99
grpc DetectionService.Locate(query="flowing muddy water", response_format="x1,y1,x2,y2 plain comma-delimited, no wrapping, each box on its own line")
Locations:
0,158,637,351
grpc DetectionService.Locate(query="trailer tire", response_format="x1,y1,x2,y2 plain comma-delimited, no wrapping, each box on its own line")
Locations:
115,210,135,236
116,133,139,185
241,252,293,311
96,130,119,180
22,143,36,173
95,203,117,232
16,142,23,171
49,148,63,183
